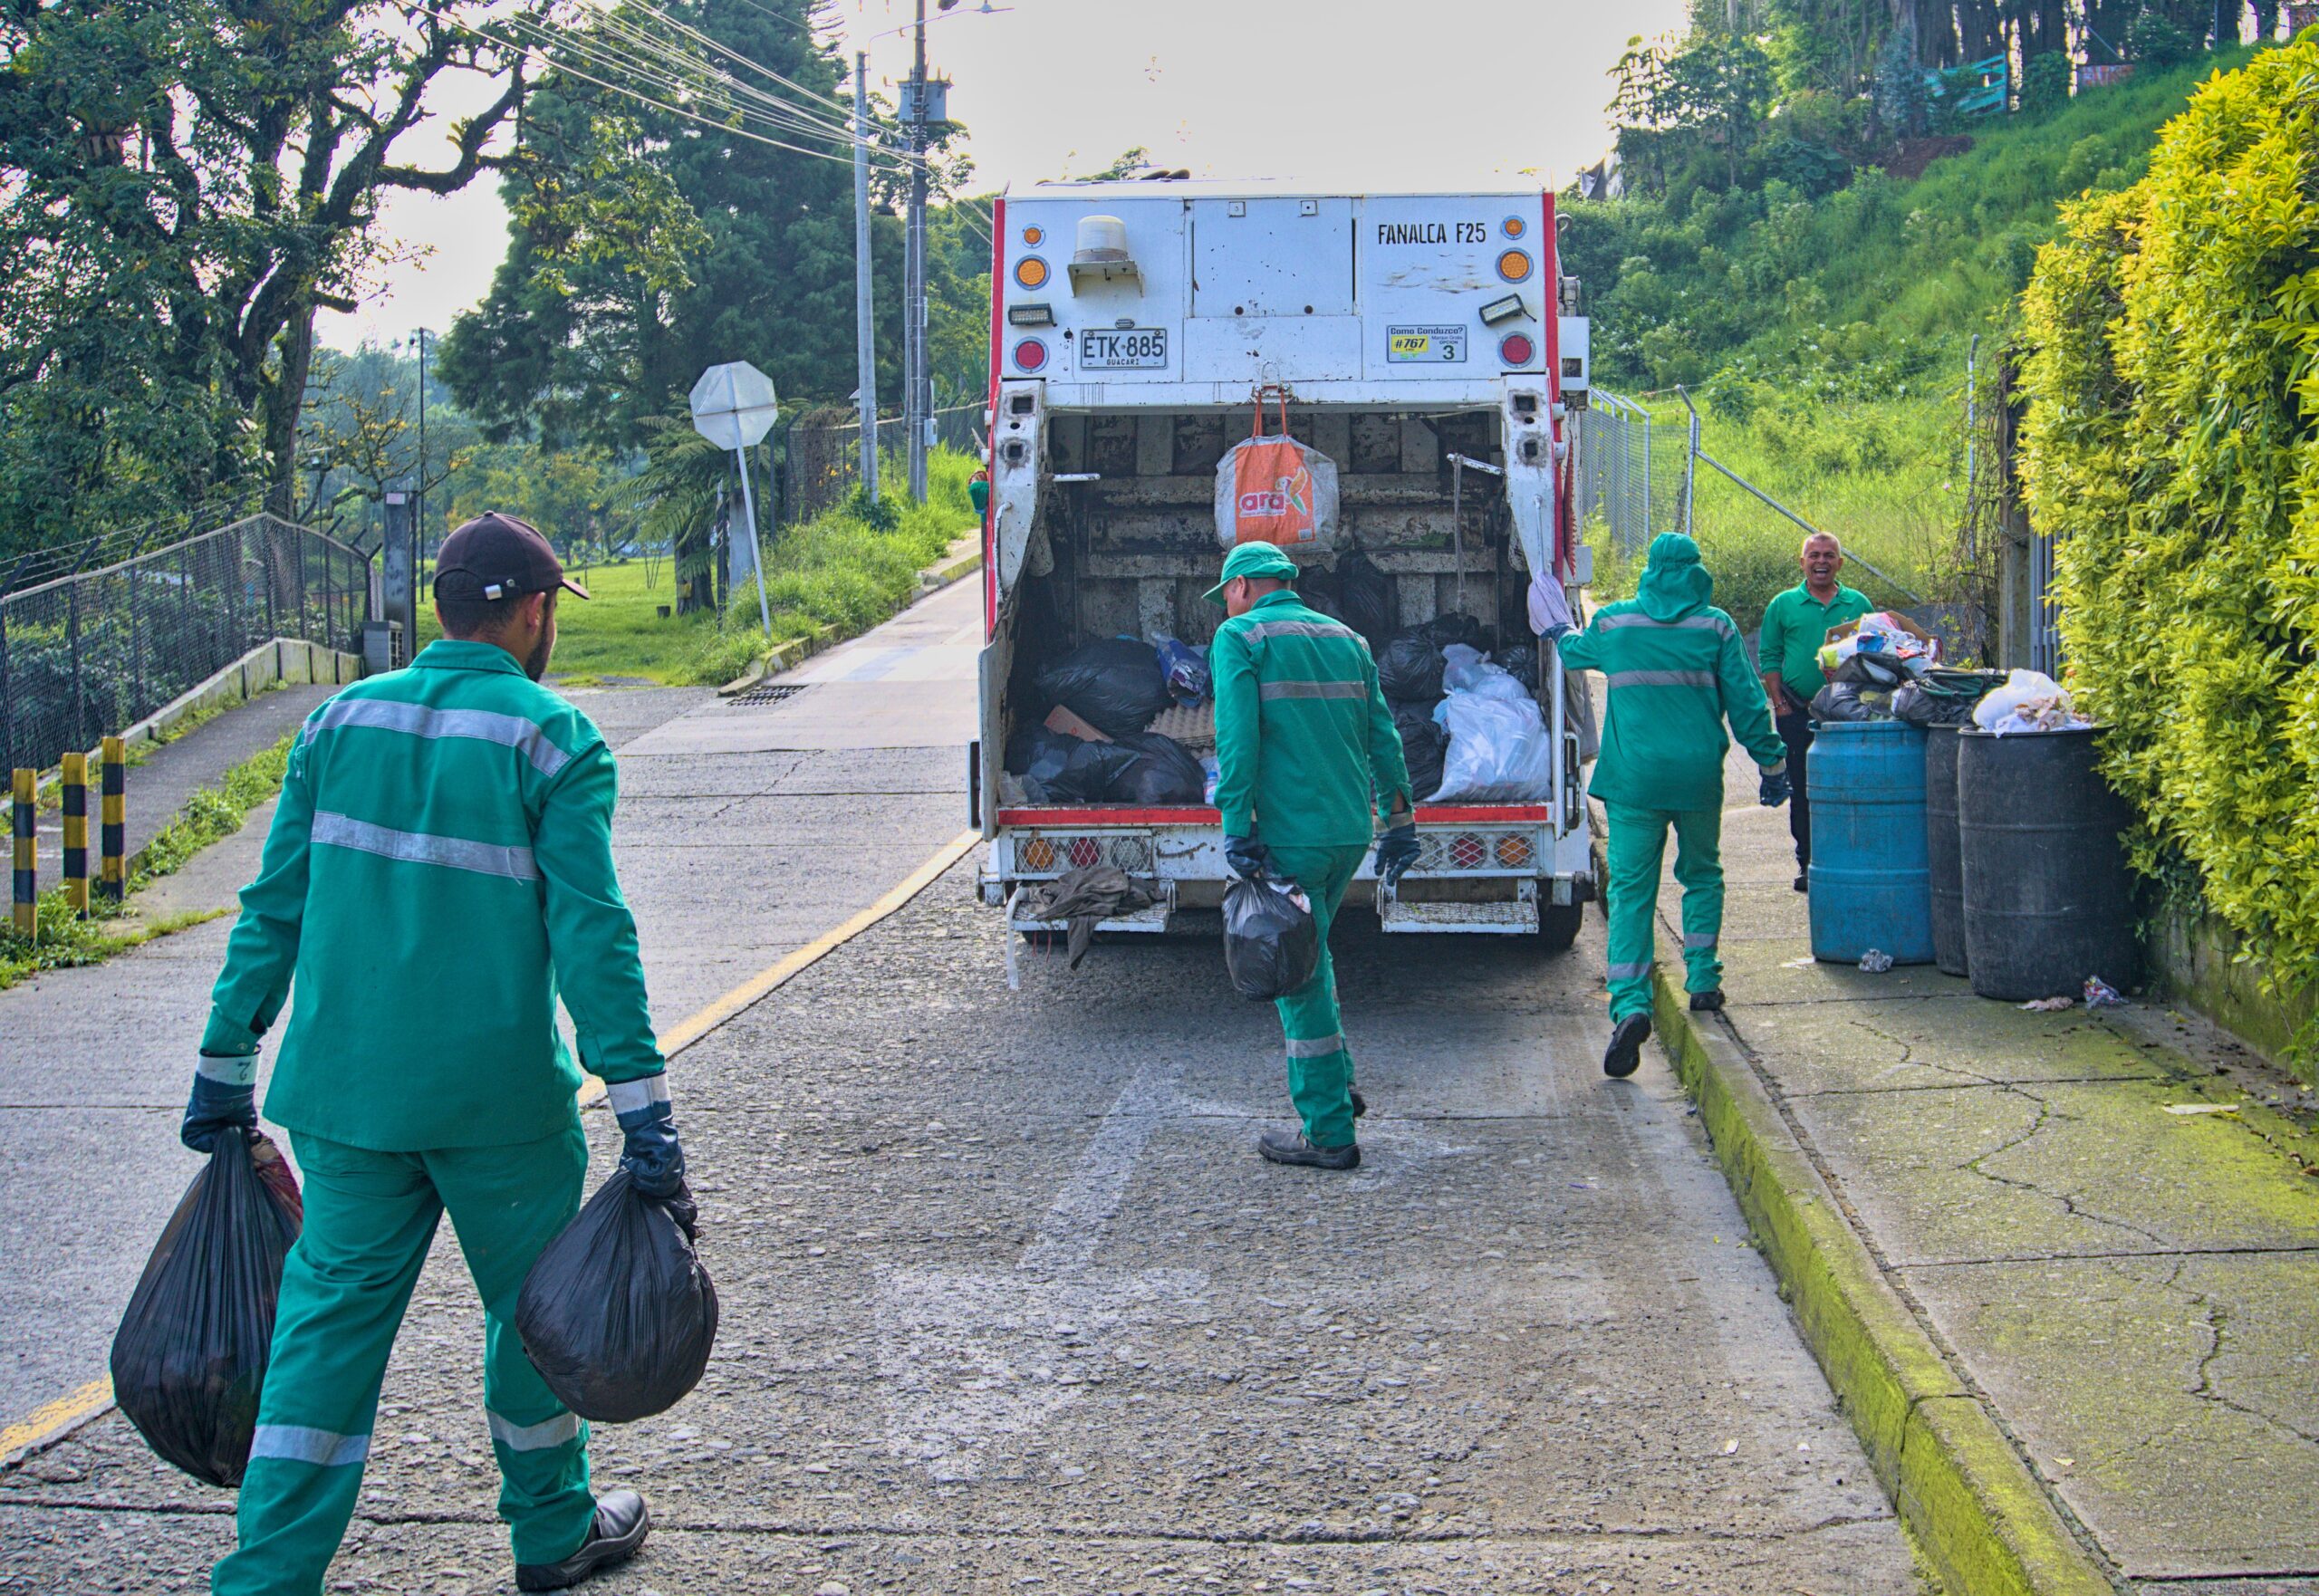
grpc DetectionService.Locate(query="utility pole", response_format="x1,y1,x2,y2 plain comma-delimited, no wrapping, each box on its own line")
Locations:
852,51,880,505
905,0,930,502
413,326,434,590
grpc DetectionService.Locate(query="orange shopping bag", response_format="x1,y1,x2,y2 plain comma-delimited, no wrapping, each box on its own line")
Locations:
1214,390,1338,549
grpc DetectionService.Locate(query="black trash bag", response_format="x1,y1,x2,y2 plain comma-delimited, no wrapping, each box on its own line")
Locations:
1496,643,1541,691
1107,731,1208,805
516,1170,717,1425
1831,649,1923,689
1034,638,1172,738
1376,636,1445,703
1892,668,2008,727
1337,553,1393,649
111,1131,304,1487
1390,699,1446,803
1810,682,1896,723
1044,739,1146,803
1006,726,1078,801
1222,875,1321,1001
1406,612,1487,652
1300,586,1348,624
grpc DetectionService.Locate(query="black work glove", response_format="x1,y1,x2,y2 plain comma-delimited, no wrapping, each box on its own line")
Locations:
1372,823,1420,888
1224,833,1275,881
181,1055,258,1153
1758,765,1792,808
611,1075,688,1199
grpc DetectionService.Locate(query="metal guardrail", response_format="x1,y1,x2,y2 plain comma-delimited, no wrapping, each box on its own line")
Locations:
0,514,370,773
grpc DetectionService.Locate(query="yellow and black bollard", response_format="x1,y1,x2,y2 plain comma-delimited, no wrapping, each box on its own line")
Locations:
11,768,33,937
61,752,88,918
99,736,125,905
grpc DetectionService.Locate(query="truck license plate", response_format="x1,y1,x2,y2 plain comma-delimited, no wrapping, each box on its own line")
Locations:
1079,328,1169,369
1388,325,1467,362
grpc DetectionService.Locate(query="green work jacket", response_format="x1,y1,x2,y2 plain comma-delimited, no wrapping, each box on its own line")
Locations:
1756,581,1873,707
202,640,665,1151
1210,591,1410,849
1557,534,1786,815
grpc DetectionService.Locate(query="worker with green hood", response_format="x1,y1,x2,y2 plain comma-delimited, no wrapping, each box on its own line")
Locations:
1552,533,1789,1079
1207,541,1415,1170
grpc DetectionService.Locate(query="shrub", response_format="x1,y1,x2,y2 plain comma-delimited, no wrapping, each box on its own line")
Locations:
2017,35,2319,1020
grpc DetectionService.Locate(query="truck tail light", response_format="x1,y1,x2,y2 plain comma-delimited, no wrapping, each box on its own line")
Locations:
1496,249,1534,284
1013,338,1048,372
1015,256,1049,289
1499,332,1535,366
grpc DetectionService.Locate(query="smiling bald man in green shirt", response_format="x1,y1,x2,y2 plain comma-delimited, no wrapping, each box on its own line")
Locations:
1755,534,1872,889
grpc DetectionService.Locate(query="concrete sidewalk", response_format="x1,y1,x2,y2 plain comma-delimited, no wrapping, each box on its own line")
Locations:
1645,743,2319,1592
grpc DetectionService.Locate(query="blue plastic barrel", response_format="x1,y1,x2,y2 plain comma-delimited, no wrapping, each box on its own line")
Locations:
1807,720,1935,965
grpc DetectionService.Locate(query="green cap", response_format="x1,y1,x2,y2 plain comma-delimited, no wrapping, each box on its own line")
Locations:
1203,541,1300,607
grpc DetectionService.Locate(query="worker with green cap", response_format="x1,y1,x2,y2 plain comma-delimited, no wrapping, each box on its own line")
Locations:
178,513,682,1593
1550,532,1789,1079
1207,541,1416,1170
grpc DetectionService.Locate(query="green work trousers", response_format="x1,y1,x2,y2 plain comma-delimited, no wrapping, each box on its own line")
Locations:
213,1123,596,1595
1603,803,1725,1024
1269,843,1369,1150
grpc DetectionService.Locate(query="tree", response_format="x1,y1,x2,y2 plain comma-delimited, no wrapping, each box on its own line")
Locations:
0,0,540,553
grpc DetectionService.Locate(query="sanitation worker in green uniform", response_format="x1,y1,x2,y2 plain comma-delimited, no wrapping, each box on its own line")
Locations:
1208,542,1417,1170
1552,533,1790,1079
178,514,683,1594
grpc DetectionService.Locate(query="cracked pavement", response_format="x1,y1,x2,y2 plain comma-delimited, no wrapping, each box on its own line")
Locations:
0,582,1923,1594
1673,738,2319,1590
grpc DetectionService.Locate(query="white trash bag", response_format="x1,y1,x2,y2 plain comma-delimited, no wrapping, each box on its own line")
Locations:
1431,691,1555,803
1972,668,2084,736
1440,644,1531,704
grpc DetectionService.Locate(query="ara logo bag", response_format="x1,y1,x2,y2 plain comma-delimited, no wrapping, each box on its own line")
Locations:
1215,389,1338,550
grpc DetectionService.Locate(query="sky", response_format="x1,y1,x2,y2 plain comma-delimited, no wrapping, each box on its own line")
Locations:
317,0,1690,352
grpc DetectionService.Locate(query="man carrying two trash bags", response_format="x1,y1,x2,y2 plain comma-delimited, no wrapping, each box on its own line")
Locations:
178,514,682,1593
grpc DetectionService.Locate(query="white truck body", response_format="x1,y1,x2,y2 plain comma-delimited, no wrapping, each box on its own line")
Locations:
973,181,1594,941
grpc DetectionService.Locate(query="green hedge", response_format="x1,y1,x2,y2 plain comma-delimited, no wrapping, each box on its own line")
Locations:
2017,34,2319,1020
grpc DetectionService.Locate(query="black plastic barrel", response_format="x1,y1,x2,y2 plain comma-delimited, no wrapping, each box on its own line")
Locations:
1924,726,1967,976
1957,726,2139,1001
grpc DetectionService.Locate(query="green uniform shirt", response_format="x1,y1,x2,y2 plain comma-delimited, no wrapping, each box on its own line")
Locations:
202,640,664,1151
1557,535,1787,815
1210,591,1410,848
1756,582,1873,707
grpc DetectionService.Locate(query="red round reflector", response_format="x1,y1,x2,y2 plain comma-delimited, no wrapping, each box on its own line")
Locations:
1500,332,1535,366
1014,338,1048,372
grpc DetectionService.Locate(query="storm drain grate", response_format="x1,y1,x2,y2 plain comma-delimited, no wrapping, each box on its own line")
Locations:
733,683,809,707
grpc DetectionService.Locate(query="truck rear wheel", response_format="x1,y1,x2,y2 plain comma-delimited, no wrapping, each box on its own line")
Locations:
1537,899,1584,954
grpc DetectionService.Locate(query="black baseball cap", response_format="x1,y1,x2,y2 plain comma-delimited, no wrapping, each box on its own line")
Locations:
434,512,591,601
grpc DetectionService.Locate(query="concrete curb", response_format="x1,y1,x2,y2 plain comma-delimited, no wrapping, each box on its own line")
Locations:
1645,957,2118,1596
717,532,983,698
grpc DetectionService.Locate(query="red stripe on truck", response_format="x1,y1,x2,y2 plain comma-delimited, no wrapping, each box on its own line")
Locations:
986,192,1006,638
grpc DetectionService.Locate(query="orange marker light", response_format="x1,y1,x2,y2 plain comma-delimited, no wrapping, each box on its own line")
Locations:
1502,215,1526,239
1496,249,1534,284
1023,225,1045,246
1015,255,1049,290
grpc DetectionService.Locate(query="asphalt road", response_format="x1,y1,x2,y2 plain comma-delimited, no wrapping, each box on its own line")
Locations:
0,580,1926,1593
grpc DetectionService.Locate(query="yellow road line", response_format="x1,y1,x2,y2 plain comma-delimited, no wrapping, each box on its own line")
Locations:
0,1378,112,1464
2,829,982,1467
582,826,980,1099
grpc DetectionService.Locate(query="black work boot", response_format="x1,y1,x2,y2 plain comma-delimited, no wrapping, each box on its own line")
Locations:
1689,989,1725,1013
1350,1088,1367,1119
1602,1014,1651,1079
515,1491,650,1591
1258,1130,1360,1170
1793,871,1809,893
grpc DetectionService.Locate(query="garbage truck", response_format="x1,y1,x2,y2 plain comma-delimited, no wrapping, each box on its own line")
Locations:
971,182,1595,947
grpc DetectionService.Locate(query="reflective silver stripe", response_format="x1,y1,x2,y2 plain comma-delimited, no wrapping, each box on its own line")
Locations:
249,1425,370,1466
195,1053,257,1085
1259,680,1365,701
311,812,539,882
1605,961,1653,980
304,698,571,777
606,1076,672,1116
1596,611,1737,640
487,1410,582,1452
1245,620,1357,643
1683,933,1719,949
1284,1034,1346,1059
1604,670,1716,690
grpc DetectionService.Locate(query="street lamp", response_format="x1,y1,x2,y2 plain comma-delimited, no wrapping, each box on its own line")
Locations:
394,327,436,586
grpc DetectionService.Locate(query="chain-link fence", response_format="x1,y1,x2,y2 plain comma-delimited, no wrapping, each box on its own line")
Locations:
781,404,983,526
1,514,370,773
1573,389,1689,560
